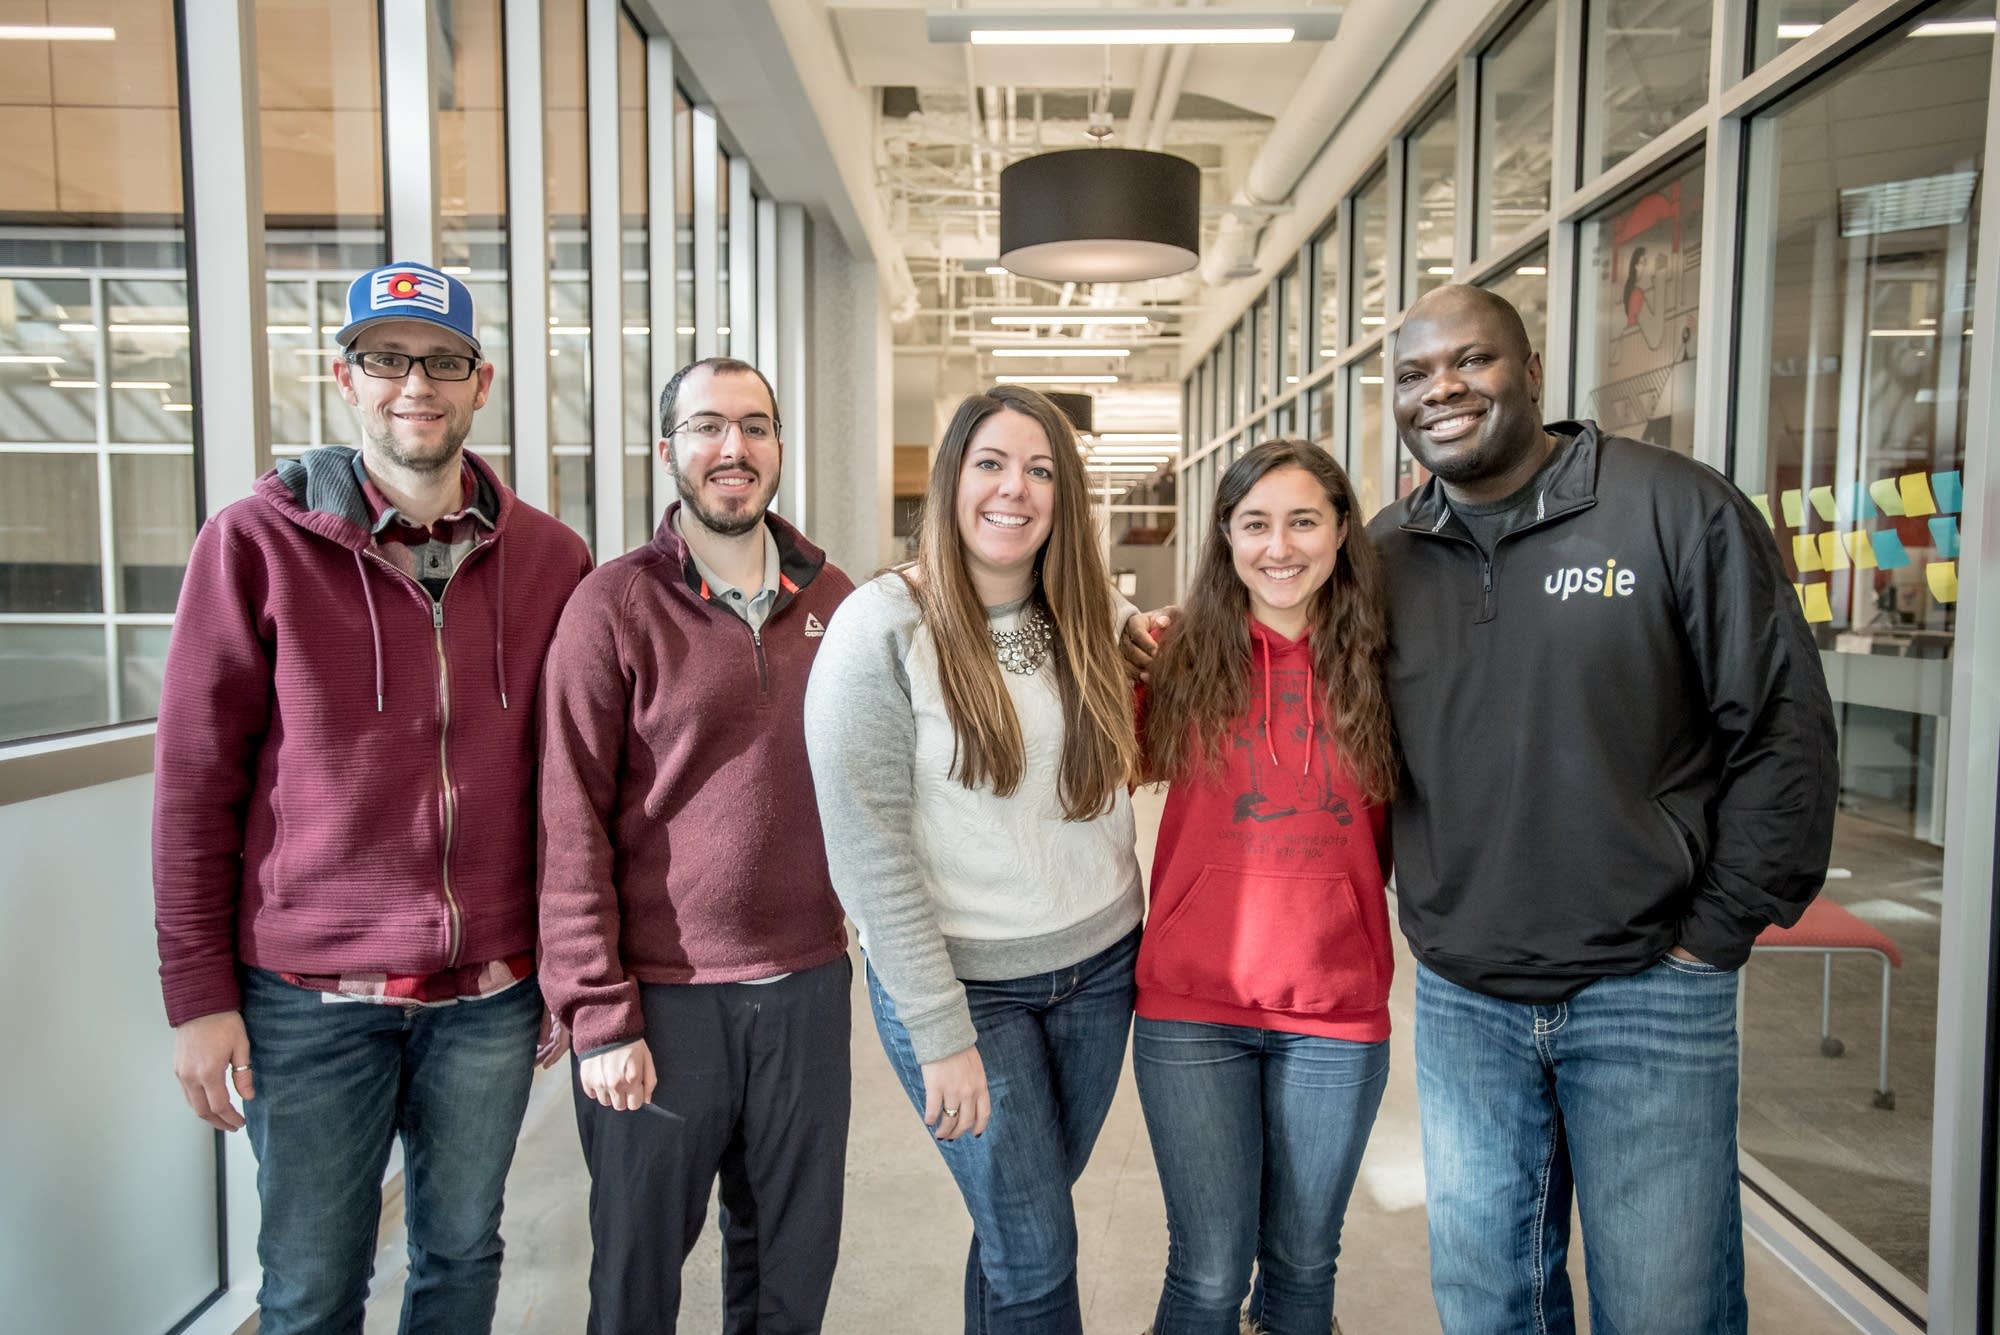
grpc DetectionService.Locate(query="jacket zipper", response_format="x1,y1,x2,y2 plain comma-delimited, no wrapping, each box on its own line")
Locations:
365,541,492,967
1404,497,1594,624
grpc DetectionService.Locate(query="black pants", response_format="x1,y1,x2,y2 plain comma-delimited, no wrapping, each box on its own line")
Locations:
574,954,853,1335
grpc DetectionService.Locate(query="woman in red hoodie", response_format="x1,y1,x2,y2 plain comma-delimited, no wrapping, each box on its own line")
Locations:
1135,438,1397,1335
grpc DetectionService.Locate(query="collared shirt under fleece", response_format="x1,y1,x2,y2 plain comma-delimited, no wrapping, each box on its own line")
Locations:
151,445,593,1027
537,504,855,1056
802,574,1146,1066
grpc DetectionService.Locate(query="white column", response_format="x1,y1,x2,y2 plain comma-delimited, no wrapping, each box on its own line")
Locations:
503,0,551,509
381,0,442,265
728,156,755,359
586,0,625,557
693,108,720,360
776,203,811,529
647,33,679,528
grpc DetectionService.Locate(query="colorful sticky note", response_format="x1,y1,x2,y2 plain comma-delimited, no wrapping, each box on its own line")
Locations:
1809,486,1837,522
1869,478,1907,517
1926,561,1959,604
1933,470,1963,514
1844,530,1879,569
1801,583,1833,624
1930,516,1960,559
1872,529,1912,569
1849,482,1878,520
1793,534,1824,572
1781,490,1805,526
1818,531,1849,570
1900,472,1938,517
1750,493,1774,526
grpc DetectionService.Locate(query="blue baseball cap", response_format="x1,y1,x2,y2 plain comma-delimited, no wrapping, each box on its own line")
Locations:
335,261,481,355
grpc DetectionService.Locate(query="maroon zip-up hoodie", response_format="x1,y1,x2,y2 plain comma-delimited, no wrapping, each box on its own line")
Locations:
538,505,854,1054
152,447,592,1027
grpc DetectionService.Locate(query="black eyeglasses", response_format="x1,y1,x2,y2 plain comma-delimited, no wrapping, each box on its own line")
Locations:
668,413,781,442
346,350,481,382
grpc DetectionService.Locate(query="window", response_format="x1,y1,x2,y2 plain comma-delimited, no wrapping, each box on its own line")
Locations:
1582,0,1711,178
1482,249,1550,362
1314,219,1341,368
546,0,593,547
1279,261,1302,390
1575,157,1704,454
1405,95,1458,299
1352,167,1389,336
0,2,196,743
621,11,653,551
1752,0,1851,71
1477,0,1555,256
1346,352,1385,520
675,90,695,369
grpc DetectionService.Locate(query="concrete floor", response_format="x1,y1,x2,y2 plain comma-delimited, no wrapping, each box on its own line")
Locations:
363,788,1865,1333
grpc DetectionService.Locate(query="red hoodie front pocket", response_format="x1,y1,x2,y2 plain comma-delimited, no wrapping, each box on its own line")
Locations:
1142,864,1383,1015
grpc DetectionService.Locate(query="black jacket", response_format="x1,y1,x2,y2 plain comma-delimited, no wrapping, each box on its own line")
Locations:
1367,421,1838,1003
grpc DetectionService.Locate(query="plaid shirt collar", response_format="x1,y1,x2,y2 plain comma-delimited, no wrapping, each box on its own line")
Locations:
359,459,496,544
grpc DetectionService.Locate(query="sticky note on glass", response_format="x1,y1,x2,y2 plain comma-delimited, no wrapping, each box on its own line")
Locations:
1801,583,1833,623
1872,529,1912,569
1929,515,1960,558
1793,534,1823,571
1750,493,1774,525
1780,490,1804,526
1932,470,1963,514
1843,530,1879,569
1818,531,1848,570
1926,561,1959,604
1869,478,1907,516
1849,482,1878,520
1900,472,1938,516
1809,486,1837,522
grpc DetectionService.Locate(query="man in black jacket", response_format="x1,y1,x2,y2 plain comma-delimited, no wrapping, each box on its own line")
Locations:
1372,285,1837,1335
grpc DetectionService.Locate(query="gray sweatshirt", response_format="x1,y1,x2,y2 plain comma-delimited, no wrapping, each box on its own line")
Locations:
802,573,1143,1063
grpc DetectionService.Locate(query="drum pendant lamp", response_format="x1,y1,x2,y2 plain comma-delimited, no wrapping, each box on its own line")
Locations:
998,148,1201,283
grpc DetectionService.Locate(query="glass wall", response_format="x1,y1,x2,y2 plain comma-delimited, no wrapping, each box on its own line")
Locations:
1483,250,1550,360
1353,167,1389,334
440,0,513,480
1581,0,1712,177
675,89,696,368
621,9,654,550
0,2,195,744
1478,0,1555,255
1405,95,1458,299
546,0,593,546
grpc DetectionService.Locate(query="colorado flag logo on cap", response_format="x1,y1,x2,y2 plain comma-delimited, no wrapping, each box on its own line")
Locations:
371,266,451,315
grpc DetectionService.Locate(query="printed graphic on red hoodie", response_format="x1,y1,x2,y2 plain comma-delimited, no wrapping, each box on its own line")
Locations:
1136,619,1394,1042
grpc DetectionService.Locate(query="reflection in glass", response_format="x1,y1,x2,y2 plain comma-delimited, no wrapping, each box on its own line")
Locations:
439,0,512,480
1405,96,1457,299
1347,352,1384,520
120,625,174,720
1253,296,1273,404
1478,0,1555,257
1482,250,1550,364
1315,221,1340,367
1732,9,1991,1291
546,0,593,546
1279,265,1302,389
0,626,109,744
106,279,193,443
112,455,196,613
0,278,97,444
1752,0,1852,70
1576,158,1704,454
1353,168,1389,333
1582,0,1711,178
622,12,654,552
0,455,102,613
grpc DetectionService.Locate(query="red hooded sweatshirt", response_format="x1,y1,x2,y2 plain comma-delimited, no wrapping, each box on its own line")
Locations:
152,447,592,1027
1136,618,1393,1042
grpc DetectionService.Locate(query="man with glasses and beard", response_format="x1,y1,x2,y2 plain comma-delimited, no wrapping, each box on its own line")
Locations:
539,357,857,1333
154,261,591,1334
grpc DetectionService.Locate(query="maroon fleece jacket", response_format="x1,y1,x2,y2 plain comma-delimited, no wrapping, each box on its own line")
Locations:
152,447,592,1027
1136,619,1394,1042
538,506,855,1054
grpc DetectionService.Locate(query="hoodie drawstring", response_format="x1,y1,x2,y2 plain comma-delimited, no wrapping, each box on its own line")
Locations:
355,550,386,712
1257,629,1313,777
493,538,509,710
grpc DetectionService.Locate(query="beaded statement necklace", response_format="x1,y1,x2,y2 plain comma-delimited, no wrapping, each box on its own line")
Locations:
990,601,1055,675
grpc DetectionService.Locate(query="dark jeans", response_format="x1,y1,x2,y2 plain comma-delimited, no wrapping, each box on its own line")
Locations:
867,926,1139,1335
1416,958,1747,1335
239,966,542,1335
573,955,853,1335
1133,1019,1388,1335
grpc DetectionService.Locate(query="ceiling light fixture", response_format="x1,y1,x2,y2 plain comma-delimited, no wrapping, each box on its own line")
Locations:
1097,433,1179,443
989,346,1132,358
990,314,1150,326
996,373,1120,385
0,25,115,40
926,9,1342,46
1000,148,1201,283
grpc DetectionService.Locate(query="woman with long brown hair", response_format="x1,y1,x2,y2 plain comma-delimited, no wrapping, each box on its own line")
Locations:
1134,438,1395,1335
803,384,1143,1335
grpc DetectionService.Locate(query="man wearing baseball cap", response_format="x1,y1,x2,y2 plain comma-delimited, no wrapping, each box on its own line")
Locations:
153,260,592,1334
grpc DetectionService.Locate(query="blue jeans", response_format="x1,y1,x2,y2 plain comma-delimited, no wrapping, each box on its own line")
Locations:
1415,958,1746,1335
867,927,1139,1335
1133,1019,1387,1335
240,967,542,1335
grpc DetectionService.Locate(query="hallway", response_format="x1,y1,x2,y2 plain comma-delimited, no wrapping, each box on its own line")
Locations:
362,789,1859,1333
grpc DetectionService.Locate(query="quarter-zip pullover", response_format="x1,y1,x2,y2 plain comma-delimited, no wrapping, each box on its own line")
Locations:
1367,421,1838,1002
152,447,592,1027
538,505,855,1054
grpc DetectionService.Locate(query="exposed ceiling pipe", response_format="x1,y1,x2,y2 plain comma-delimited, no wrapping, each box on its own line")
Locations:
1144,44,1193,154
1125,45,1167,148
1200,3,1419,285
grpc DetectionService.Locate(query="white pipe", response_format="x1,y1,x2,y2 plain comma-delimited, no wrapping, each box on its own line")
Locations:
1199,3,1420,286
1145,45,1193,153
1126,45,1166,148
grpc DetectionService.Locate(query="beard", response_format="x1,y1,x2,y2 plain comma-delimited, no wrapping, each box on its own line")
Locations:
676,468,775,537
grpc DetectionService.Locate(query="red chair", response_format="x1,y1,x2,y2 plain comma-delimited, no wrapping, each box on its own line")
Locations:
1751,897,1902,1110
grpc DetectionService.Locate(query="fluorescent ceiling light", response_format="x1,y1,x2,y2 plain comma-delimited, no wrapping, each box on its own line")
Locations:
440,265,472,275
1516,265,1548,276
990,314,1150,326
623,325,650,335
267,325,314,335
985,266,1009,276
112,380,172,390
990,346,1132,358
996,373,1119,384
1840,171,1978,237
298,374,338,383
928,9,1342,45
676,326,697,335
0,25,115,40
1869,328,1938,337
163,402,193,412
1098,432,1178,443
1781,18,1997,38
0,354,64,364
1087,464,1160,473
1359,375,1384,385
59,322,190,334
1426,266,1454,276
50,379,98,388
